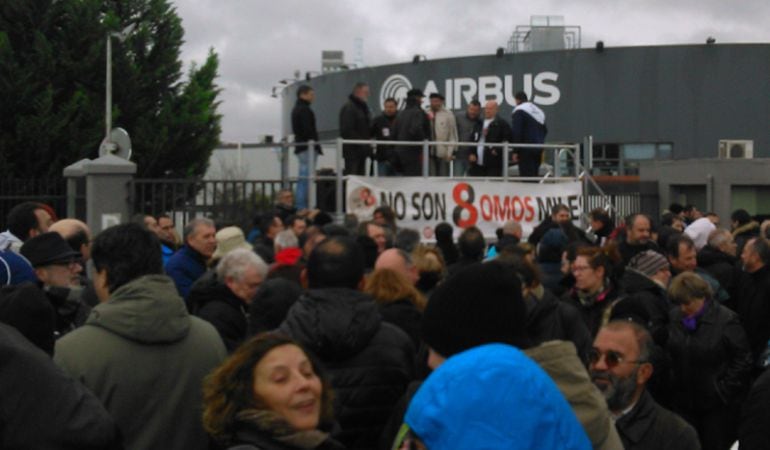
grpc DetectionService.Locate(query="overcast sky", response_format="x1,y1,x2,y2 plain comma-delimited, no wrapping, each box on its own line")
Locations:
173,0,770,143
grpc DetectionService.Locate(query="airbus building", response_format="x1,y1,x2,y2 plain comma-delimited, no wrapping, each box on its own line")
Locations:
278,24,770,220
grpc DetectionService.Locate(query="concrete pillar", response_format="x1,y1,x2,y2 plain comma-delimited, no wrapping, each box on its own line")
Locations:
81,154,137,234
62,159,89,219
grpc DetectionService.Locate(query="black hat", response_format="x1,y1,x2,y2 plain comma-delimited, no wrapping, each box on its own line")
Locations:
421,261,529,358
0,283,55,355
429,92,445,100
20,232,81,268
406,88,424,98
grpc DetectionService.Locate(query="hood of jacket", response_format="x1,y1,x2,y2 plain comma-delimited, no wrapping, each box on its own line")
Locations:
698,245,737,267
621,268,663,295
280,288,381,361
733,220,760,237
86,274,191,344
406,343,591,449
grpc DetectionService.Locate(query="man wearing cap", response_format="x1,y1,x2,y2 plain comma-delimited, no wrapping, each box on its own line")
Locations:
189,247,268,353
20,232,90,338
393,88,430,176
619,250,672,339
590,321,699,450
468,100,512,177
427,92,458,176
165,218,216,304
339,82,372,175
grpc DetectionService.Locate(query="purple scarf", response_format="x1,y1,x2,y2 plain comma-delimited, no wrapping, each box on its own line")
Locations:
682,301,709,331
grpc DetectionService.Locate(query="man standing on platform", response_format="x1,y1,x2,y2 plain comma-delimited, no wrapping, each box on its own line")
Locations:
511,91,548,177
339,82,372,175
291,85,323,209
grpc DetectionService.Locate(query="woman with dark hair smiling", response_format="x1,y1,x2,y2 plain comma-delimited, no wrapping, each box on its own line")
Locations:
203,333,343,450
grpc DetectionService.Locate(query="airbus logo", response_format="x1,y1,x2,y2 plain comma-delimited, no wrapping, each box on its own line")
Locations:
379,72,561,111
379,74,412,110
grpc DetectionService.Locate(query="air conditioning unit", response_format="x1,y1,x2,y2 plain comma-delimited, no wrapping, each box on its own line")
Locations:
718,140,754,159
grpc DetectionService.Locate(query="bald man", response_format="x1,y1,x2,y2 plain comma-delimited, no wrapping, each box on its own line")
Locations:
374,248,419,285
49,219,98,307
50,219,92,261
468,100,512,177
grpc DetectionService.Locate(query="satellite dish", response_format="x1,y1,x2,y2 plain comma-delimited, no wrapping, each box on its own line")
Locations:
99,127,132,160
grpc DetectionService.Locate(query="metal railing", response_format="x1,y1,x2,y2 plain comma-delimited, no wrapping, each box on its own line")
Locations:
125,137,646,230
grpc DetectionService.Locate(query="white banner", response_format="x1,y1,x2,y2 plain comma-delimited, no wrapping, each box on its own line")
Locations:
346,176,583,239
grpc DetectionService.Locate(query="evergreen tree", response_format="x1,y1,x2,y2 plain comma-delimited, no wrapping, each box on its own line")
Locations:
0,0,221,180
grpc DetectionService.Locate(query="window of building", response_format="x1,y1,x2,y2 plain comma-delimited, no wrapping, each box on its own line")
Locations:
590,142,673,176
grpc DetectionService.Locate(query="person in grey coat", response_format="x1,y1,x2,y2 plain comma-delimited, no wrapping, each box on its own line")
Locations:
55,224,227,450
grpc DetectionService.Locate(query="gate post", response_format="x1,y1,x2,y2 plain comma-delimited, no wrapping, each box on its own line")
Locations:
62,159,89,219
82,154,137,234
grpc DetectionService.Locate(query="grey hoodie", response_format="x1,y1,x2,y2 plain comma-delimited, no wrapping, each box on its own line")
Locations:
55,274,226,450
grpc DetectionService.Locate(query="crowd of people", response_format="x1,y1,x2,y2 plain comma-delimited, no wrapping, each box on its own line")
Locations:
291,82,548,208
1,193,770,450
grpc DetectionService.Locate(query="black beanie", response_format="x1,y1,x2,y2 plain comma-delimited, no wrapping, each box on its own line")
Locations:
0,282,56,355
422,261,529,358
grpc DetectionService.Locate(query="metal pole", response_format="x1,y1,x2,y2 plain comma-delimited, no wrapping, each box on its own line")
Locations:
308,140,316,209
335,138,344,224
503,143,510,181
582,137,590,227
280,140,289,189
105,34,112,141
422,140,429,177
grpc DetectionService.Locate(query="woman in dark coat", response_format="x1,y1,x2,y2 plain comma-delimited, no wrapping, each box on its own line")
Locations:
363,268,424,347
202,333,344,450
665,272,752,450
561,244,622,337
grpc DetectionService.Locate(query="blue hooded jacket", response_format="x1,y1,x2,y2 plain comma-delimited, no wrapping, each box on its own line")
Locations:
405,344,591,450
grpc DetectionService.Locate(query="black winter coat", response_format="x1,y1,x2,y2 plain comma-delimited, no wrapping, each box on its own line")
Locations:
377,299,422,348
620,269,672,339
730,264,770,360
291,98,322,155
666,301,752,413
615,390,700,450
392,100,430,176
189,271,248,353
279,288,415,450
561,284,622,338
526,288,592,362
698,245,740,295
472,115,512,176
370,113,397,163
0,322,121,449
739,367,770,449
617,238,661,266
339,95,371,160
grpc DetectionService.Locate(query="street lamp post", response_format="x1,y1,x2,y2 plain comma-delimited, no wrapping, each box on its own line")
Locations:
102,24,135,154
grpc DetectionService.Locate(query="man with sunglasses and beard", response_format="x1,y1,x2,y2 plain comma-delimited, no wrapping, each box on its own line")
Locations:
590,321,700,450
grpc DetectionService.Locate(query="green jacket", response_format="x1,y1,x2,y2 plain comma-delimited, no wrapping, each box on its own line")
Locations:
55,275,227,450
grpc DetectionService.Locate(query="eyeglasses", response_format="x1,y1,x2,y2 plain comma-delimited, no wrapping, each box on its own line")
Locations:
572,265,593,273
588,348,646,368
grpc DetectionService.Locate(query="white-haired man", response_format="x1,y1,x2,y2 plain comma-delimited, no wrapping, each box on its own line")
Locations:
190,248,268,352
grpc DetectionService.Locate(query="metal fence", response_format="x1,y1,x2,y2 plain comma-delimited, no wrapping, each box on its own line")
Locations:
0,178,71,230
130,178,298,230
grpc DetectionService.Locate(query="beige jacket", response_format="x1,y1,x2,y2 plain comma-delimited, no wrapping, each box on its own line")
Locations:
526,340,625,450
431,108,459,160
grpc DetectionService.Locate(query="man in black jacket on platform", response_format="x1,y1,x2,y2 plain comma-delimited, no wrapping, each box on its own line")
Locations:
339,82,372,175
292,85,323,209
468,100,512,177
371,97,399,176
393,88,430,176
279,236,415,450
